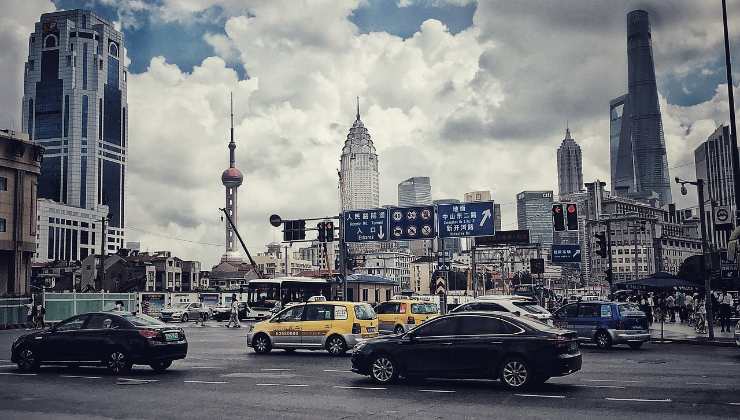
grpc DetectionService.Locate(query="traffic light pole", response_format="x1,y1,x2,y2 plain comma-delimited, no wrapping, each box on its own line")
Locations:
722,0,740,227
697,180,715,340
339,212,348,300
606,220,613,292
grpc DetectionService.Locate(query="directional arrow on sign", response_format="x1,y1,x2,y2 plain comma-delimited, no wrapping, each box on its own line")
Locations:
480,209,492,227
378,225,385,239
435,279,446,295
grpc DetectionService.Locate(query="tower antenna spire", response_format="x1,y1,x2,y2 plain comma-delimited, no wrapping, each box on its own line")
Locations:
229,92,236,168
356,96,360,121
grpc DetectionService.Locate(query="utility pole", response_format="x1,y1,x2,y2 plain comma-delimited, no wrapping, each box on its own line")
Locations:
471,243,477,298
697,180,715,339
337,170,348,300
633,221,639,281
98,216,107,291
722,0,740,226
220,207,264,278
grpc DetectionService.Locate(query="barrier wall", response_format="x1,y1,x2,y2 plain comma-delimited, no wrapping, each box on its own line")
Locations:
0,297,33,328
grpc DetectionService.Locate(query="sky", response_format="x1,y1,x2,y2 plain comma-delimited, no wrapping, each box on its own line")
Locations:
1,0,740,267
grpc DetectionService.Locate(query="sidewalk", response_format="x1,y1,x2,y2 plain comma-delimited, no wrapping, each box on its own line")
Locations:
650,320,737,347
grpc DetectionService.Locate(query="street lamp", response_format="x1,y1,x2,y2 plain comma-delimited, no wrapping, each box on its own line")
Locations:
675,177,714,339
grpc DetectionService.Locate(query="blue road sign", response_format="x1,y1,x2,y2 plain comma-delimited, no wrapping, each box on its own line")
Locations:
551,244,582,263
343,209,389,242
437,201,495,238
389,206,436,241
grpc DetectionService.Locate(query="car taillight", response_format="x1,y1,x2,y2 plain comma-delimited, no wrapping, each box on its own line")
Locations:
352,323,361,334
139,329,159,339
407,316,415,324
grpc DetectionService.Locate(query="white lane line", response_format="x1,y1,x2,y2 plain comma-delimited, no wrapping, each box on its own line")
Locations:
334,386,387,390
323,369,352,373
728,402,740,406
255,383,281,386
573,384,626,389
583,379,642,383
605,398,671,403
184,380,228,384
60,375,102,379
0,364,18,368
285,384,308,387
419,389,456,393
0,372,37,376
515,394,566,399
260,368,293,371
117,378,158,383
0,359,11,362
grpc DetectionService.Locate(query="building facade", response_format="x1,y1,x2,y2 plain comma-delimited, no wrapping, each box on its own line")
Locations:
557,128,583,197
23,10,128,252
0,130,43,296
356,251,413,291
35,198,109,262
516,191,554,254
398,177,431,207
340,100,379,211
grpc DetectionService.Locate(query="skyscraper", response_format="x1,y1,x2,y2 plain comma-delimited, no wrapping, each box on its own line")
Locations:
340,98,379,210
557,127,583,197
23,10,126,260
398,177,431,207
221,95,244,262
695,125,735,249
516,191,553,253
610,10,672,205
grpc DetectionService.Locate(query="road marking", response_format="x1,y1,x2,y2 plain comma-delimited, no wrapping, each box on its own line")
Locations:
0,372,37,376
61,375,102,379
260,368,293,371
323,369,352,373
515,394,566,399
255,383,281,386
0,364,18,368
334,386,387,390
573,384,626,389
583,379,642,383
0,359,11,362
728,402,740,406
419,389,456,393
188,366,221,369
686,382,716,385
285,384,308,387
605,398,671,403
184,380,228,384
117,378,158,383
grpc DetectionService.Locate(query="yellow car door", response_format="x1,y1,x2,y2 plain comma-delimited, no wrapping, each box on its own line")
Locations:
269,304,304,347
300,304,333,348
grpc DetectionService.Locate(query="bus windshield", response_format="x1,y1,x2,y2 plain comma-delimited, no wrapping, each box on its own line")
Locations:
247,282,281,310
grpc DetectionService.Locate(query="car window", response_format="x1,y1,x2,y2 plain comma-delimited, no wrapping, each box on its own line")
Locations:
55,315,88,331
600,304,613,318
274,305,304,322
411,303,438,314
85,314,127,329
618,303,641,315
374,303,388,314
557,304,578,318
478,302,507,312
578,303,600,318
353,304,375,320
458,315,520,335
414,317,458,337
191,303,201,309
123,314,165,326
305,304,334,321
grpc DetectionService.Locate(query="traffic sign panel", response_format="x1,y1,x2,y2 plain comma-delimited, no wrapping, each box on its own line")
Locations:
715,205,732,226
551,244,581,263
343,209,389,242
389,205,436,241
437,201,495,238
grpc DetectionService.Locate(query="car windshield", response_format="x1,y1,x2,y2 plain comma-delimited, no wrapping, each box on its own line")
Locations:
618,303,642,314
171,304,189,310
411,303,438,314
513,301,549,314
123,314,165,326
354,304,376,320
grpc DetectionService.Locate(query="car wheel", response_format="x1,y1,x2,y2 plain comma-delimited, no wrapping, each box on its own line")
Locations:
369,354,398,384
17,348,40,372
107,350,132,375
393,325,405,335
150,360,172,372
628,342,643,350
595,330,612,349
181,313,189,323
499,357,531,389
252,334,272,354
326,335,347,356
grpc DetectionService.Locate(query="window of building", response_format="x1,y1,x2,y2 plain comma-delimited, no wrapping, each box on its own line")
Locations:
109,42,118,57
362,288,368,301
44,35,57,48
0,177,6,191
29,60,35,71
81,95,88,137
0,218,5,232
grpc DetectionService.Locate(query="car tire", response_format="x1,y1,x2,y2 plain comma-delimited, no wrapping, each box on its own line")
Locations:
369,354,399,384
326,335,347,356
393,325,405,335
628,342,643,350
499,357,532,390
252,334,272,354
106,350,132,375
150,360,172,372
595,330,612,349
16,348,40,372
181,313,189,323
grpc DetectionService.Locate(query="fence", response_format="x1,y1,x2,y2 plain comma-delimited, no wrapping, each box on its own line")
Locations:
0,297,33,328
43,292,138,322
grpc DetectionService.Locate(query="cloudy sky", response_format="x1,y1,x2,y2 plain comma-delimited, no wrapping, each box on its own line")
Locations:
2,0,739,266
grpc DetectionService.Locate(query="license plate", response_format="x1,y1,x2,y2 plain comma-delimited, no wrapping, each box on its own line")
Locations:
366,327,376,333
165,332,180,341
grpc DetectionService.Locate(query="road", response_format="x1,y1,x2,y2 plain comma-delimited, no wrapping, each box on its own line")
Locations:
1,321,739,419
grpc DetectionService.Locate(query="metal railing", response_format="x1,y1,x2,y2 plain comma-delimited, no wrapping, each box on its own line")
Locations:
0,297,33,328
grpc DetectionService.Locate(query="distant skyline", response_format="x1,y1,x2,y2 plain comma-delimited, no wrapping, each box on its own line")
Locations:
1,0,739,265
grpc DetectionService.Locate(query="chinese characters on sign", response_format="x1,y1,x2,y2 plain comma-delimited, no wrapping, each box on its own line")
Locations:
343,209,389,242
437,201,495,238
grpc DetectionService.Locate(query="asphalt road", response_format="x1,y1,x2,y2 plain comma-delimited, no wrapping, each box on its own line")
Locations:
1,321,739,420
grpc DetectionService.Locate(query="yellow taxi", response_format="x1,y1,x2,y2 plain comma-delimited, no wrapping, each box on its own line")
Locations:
375,299,439,334
247,301,378,356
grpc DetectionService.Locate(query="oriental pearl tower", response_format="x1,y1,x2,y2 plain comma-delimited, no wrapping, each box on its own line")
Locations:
221,93,244,262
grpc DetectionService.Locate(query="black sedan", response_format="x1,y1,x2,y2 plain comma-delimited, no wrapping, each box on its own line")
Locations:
11,312,187,375
351,312,581,389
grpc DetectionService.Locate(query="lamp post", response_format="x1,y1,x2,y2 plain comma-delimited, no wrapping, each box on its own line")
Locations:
675,177,714,339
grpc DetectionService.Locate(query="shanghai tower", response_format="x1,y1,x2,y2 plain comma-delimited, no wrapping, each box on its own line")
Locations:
610,10,672,205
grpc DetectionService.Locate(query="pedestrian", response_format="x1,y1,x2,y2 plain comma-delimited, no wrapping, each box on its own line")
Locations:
27,301,37,329
226,294,241,328
695,295,707,334
35,302,46,329
666,294,675,322
197,295,207,327
114,300,124,311
720,291,733,332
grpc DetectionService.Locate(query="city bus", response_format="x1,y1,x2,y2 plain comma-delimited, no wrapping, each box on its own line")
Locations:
245,277,333,319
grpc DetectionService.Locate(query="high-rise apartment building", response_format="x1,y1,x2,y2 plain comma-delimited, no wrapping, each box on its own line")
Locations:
340,99,379,210
516,191,554,253
557,128,583,197
23,10,127,259
398,177,431,207
694,125,736,249
610,10,671,205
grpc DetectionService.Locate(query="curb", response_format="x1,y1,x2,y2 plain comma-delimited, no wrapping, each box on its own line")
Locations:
650,337,737,348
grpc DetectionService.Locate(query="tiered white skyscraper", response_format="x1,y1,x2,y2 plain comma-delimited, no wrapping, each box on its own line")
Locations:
340,98,379,210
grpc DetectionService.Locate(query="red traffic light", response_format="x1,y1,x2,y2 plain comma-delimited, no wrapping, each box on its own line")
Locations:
553,206,562,214
567,204,576,214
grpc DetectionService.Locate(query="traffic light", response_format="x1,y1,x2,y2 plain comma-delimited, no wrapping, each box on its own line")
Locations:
552,204,565,231
283,220,306,242
566,203,578,231
317,221,326,242
594,232,607,258
325,221,335,242
604,268,613,285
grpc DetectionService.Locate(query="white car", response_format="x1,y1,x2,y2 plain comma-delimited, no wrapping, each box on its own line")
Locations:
450,295,553,323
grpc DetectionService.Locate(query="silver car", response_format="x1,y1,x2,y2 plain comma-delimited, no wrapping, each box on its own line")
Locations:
160,302,207,322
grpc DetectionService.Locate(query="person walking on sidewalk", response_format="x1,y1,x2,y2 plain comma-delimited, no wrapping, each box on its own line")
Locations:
666,294,675,323
226,294,241,328
35,302,46,329
719,291,733,332
695,295,707,334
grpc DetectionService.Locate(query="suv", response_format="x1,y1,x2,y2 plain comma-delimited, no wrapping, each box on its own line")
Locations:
552,301,649,349
451,295,553,324
247,301,378,356
375,300,439,334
